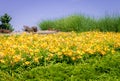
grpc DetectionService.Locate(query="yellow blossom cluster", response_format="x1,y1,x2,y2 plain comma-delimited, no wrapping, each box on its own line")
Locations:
0,31,120,65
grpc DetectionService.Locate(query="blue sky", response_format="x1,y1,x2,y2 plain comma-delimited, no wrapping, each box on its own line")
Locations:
0,0,120,31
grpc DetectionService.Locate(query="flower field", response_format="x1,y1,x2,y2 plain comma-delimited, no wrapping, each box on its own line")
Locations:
0,31,120,67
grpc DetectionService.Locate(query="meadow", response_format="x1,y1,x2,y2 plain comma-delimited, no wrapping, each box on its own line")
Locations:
0,31,120,81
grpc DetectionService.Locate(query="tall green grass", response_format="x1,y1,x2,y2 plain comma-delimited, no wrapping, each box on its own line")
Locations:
39,14,120,32
97,15,120,32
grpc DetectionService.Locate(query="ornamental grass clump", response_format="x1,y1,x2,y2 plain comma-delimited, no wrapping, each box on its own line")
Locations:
39,14,120,32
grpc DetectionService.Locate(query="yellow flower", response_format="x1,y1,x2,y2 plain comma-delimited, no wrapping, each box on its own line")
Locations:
24,61,30,65
111,49,115,54
45,57,50,61
67,50,73,56
57,52,62,56
34,57,39,63
100,51,106,55
0,59,5,63
71,57,76,61
0,31,119,64
13,55,21,62
0,52,4,59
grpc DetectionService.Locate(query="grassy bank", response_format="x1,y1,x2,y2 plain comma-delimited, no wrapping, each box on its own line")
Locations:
39,14,120,32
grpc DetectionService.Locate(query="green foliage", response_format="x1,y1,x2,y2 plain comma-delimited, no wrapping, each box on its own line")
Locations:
0,13,14,31
0,53,120,81
0,23,13,30
39,14,120,32
0,70,14,81
40,20,55,30
0,13,12,23
53,15,96,32
97,16,120,32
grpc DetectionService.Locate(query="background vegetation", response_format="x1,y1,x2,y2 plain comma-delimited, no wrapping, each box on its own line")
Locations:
39,14,120,32
0,13,14,31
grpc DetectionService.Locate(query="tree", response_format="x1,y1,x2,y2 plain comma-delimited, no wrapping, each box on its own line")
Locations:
0,13,14,31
